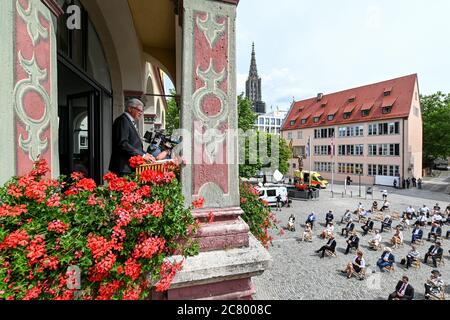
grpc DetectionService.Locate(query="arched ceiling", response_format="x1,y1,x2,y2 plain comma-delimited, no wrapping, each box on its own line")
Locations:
127,0,176,81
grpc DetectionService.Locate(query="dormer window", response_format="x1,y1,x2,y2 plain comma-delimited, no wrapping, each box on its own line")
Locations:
382,107,392,114
343,112,352,119
348,96,356,103
321,101,328,107
361,110,370,117
301,118,308,124
328,114,335,121
313,116,321,123
290,120,296,126
384,87,392,96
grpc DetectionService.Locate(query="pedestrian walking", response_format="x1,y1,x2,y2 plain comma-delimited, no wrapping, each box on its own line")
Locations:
406,178,411,189
402,178,406,189
276,194,282,211
412,177,417,188
382,189,388,201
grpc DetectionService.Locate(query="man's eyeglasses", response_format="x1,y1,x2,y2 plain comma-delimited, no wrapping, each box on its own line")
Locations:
132,107,143,114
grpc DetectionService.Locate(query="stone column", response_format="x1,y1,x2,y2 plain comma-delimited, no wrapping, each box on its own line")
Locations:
165,0,271,300
0,0,60,185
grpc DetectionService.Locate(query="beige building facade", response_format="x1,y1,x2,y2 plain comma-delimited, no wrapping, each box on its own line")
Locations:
282,74,423,186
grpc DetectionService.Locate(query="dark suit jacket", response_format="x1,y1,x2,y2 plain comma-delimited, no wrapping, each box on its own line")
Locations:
380,251,395,263
326,239,337,252
430,227,442,236
427,246,443,257
412,228,423,238
364,221,374,230
345,222,355,231
395,281,414,300
109,113,145,175
326,213,334,222
348,235,359,247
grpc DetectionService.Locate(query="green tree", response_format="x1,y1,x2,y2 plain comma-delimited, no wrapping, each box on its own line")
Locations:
237,94,291,178
420,92,450,168
165,89,180,135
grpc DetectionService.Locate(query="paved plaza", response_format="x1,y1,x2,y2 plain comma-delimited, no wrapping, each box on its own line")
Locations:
253,183,450,300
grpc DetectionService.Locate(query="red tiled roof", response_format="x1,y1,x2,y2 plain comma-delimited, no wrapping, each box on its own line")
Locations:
282,74,417,131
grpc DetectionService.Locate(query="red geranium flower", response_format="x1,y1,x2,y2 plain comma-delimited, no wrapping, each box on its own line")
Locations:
129,155,146,169
48,220,69,234
76,178,97,192
192,197,205,209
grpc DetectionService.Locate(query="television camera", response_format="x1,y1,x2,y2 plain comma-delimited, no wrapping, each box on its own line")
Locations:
144,130,181,155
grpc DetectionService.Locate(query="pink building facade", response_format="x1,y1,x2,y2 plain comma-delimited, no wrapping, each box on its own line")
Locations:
282,74,423,186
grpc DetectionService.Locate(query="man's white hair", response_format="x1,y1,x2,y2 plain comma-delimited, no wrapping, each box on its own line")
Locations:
126,98,144,110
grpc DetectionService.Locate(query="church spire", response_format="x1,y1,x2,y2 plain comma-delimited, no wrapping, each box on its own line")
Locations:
249,42,258,77
245,42,266,114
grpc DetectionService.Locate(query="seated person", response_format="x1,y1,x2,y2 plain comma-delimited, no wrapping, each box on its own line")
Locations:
432,203,441,215
388,276,414,300
361,218,374,236
423,242,443,268
397,217,410,231
445,204,450,216
416,213,428,227
431,213,444,227
401,245,420,269
411,224,424,244
402,206,416,219
341,219,355,238
325,210,334,227
424,270,445,300
376,247,395,271
368,230,382,250
321,222,334,239
340,210,352,224
345,231,359,255
305,212,317,230
315,235,337,258
446,212,450,226
419,204,430,218
343,250,366,280
380,215,393,233
380,200,390,212
357,202,364,213
427,223,442,242
391,227,404,248
358,209,371,223
301,223,313,242
372,200,379,212
287,214,296,231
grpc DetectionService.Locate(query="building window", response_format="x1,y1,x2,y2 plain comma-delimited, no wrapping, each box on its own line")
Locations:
301,118,308,124
259,118,264,125
368,164,400,177
313,116,320,123
368,122,399,136
368,144,400,156
314,145,331,156
338,145,364,156
287,132,293,140
297,131,302,139
337,163,363,175
414,107,420,117
265,118,270,125
328,114,335,121
276,119,281,126
361,110,370,117
338,125,363,137
293,146,305,157
271,118,276,125
315,162,332,173
343,112,351,119
314,128,335,139
290,120,296,126
382,107,392,114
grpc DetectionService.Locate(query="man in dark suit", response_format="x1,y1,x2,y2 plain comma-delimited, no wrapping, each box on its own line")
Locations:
423,242,443,268
411,224,423,243
388,276,414,300
427,223,442,242
341,219,355,237
109,99,155,176
325,210,334,227
315,235,337,258
361,218,374,236
345,231,359,254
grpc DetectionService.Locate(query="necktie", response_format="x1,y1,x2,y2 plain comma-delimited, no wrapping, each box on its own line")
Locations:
132,121,138,131
399,283,407,295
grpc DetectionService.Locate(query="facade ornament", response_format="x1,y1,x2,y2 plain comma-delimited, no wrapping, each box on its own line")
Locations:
196,12,225,48
16,0,51,46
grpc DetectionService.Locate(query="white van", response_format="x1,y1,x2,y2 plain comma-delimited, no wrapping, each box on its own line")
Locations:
257,186,288,206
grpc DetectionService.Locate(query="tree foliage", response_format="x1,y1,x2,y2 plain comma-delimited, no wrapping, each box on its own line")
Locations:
420,92,450,167
165,89,180,135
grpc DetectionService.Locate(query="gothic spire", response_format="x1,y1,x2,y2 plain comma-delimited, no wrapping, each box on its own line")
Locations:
249,42,258,77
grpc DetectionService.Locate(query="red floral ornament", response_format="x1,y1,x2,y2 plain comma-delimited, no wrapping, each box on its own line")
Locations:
192,197,205,209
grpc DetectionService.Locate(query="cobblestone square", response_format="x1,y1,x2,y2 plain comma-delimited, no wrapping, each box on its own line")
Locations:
254,184,450,300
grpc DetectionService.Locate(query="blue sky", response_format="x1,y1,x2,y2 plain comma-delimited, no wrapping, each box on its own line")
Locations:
165,1,450,112
236,0,450,111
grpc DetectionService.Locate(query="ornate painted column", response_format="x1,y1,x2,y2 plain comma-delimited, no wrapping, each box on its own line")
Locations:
0,0,61,185
165,0,271,300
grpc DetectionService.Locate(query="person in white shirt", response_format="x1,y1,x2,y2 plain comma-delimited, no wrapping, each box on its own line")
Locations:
340,209,352,224
417,213,428,227
419,205,430,218
381,200,390,212
382,190,388,200
431,213,444,226
301,223,313,242
369,230,382,250
424,270,445,300
403,206,416,219
343,250,366,279
403,245,420,269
